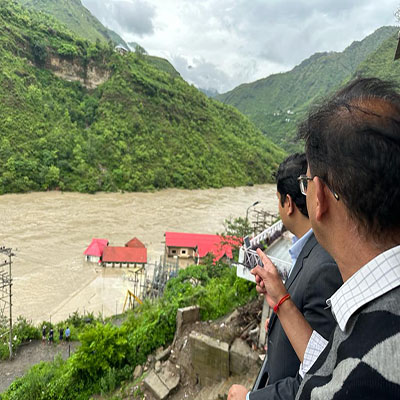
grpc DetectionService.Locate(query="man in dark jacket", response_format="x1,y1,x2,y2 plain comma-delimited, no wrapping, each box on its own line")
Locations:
228,153,342,400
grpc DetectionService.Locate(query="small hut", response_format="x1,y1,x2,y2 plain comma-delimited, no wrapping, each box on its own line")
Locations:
115,44,129,55
84,238,109,263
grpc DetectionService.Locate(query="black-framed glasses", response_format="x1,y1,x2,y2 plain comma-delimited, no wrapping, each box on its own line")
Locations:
297,174,340,201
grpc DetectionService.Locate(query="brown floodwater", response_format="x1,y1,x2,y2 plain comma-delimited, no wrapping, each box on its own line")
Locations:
0,185,277,324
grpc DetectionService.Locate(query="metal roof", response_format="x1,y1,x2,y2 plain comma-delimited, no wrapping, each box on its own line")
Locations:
165,231,241,261
125,237,146,248
102,246,147,264
83,238,109,257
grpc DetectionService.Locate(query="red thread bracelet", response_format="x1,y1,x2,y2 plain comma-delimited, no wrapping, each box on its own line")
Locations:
273,294,291,313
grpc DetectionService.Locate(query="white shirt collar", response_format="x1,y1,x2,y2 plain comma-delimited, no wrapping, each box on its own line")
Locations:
326,245,400,332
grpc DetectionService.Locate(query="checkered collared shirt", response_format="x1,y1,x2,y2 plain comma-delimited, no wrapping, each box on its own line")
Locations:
300,244,400,377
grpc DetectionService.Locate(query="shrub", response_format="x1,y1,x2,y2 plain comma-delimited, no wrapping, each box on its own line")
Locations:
12,316,41,347
99,368,118,395
0,317,40,360
31,40,47,66
57,43,78,57
71,323,129,382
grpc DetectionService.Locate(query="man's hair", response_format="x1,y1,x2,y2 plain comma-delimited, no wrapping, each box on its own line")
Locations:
298,77,400,243
276,153,308,218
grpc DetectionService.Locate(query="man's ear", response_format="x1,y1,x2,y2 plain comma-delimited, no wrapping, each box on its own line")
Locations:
286,194,295,216
314,177,328,221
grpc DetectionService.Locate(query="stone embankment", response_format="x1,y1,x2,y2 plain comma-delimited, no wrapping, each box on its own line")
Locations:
136,298,263,400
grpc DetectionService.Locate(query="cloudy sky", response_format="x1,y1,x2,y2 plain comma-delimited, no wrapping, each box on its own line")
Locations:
82,0,398,93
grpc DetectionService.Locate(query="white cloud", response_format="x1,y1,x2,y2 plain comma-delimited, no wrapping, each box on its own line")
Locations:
83,0,155,36
82,0,398,92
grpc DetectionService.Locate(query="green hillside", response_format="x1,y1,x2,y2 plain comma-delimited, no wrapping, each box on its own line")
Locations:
18,1,180,79
145,55,181,78
353,32,400,83
127,42,181,78
18,0,128,47
0,0,285,194
217,26,398,151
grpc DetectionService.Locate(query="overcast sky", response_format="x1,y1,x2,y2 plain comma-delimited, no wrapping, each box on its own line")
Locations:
82,0,398,93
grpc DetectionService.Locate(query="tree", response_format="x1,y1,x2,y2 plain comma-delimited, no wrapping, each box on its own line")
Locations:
222,216,253,239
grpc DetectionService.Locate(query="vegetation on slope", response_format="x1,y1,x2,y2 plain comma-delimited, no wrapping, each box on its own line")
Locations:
0,261,257,400
18,0,128,47
145,55,181,78
217,26,398,151
0,0,285,194
19,2,181,82
126,43,180,78
353,32,400,83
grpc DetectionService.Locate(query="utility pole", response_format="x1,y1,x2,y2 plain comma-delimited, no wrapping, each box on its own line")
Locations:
0,246,14,359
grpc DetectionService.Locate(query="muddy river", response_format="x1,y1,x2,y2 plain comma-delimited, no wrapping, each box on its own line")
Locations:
0,185,277,324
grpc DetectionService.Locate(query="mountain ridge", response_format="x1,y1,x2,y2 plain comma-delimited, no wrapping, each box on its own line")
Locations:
217,26,398,151
18,0,129,48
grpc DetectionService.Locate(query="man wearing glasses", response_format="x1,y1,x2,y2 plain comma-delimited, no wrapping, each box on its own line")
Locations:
252,78,400,399
228,153,342,400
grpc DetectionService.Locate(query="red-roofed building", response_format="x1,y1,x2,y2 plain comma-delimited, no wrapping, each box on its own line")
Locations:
164,232,241,264
84,238,109,263
125,237,145,248
102,246,147,267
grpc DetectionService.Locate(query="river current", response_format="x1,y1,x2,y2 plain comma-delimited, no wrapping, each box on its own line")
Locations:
0,185,277,324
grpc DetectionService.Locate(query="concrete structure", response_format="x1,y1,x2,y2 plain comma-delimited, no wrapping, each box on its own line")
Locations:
144,370,170,400
230,338,259,376
190,332,230,386
176,306,200,337
158,361,180,392
143,361,180,400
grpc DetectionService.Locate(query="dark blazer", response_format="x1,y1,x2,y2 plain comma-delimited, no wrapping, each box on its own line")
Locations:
250,233,342,400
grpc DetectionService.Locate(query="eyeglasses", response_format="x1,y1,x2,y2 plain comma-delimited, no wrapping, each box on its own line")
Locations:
297,175,313,196
297,174,340,201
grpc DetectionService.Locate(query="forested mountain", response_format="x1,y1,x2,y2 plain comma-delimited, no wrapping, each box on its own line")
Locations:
217,26,398,151
18,0,128,48
354,31,400,82
18,0,181,79
0,0,285,194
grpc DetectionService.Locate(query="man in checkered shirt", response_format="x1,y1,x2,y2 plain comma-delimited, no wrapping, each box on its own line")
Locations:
250,77,400,399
